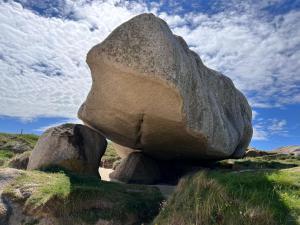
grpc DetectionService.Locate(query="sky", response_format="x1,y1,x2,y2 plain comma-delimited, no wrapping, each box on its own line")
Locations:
0,0,300,150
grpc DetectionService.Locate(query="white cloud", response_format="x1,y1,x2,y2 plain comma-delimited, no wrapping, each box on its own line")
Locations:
0,0,299,122
170,10,300,108
268,119,287,134
252,110,258,120
252,118,288,140
0,1,147,119
35,118,82,132
252,125,268,140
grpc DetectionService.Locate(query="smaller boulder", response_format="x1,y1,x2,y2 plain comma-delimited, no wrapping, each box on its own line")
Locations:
27,124,107,177
7,151,31,169
110,152,161,184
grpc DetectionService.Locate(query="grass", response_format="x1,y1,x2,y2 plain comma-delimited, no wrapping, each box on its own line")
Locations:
0,133,38,167
101,142,121,168
217,154,300,170
3,168,163,224
154,166,300,225
0,132,39,149
11,170,71,207
0,149,15,166
6,150,31,169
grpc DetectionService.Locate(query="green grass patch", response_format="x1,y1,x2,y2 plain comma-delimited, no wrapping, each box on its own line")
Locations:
0,132,38,167
101,142,121,168
0,132,39,149
6,150,31,169
154,167,300,225
0,149,15,166
3,168,163,224
4,170,70,207
218,154,300,170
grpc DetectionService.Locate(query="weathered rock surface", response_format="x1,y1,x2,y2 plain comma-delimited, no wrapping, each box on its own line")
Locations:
27,124,107,176
78,13,253,160
110,152,161,184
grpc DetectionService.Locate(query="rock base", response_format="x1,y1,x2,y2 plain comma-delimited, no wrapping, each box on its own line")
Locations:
110,152,161,184
110,152,219,184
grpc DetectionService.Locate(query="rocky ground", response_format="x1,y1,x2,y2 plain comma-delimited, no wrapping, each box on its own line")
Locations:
0,133,300,225
0,133,38,168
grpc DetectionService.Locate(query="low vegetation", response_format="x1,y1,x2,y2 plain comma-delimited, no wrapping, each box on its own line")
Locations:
1,132,299,225
6,150,31,169
0,149,14,166
217,154,300,170
0,133,38,167
3,168,163,224
154,156,300,225
0,132,39,149
101,142,121,168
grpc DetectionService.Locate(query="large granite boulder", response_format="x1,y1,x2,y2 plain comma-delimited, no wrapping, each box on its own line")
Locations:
27,124,107,176
78,13,253,160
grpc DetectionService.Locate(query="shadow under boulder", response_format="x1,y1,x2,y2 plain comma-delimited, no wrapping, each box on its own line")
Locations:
110,152,218,185
110,152,161,184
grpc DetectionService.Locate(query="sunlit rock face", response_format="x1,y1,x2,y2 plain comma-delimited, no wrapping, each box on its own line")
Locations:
78,13,253,160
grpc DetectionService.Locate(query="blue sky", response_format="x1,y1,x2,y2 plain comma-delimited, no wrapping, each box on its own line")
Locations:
0,0,299,150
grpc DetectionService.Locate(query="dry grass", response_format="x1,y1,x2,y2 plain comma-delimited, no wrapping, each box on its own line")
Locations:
154,167,300,225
